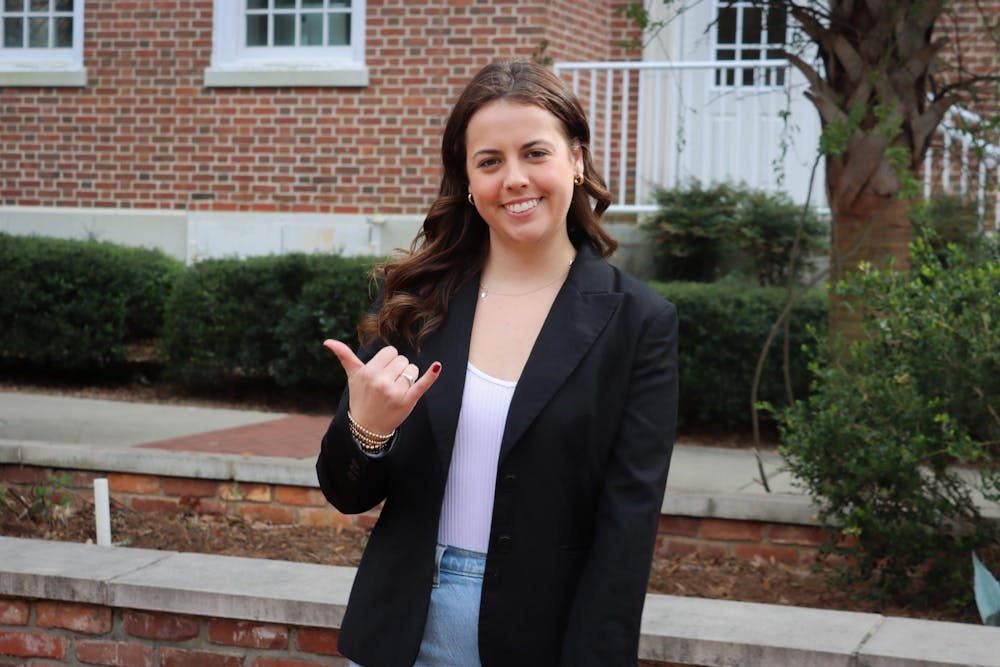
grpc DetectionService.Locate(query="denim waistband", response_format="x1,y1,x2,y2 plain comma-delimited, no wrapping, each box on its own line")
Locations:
436,544,486,578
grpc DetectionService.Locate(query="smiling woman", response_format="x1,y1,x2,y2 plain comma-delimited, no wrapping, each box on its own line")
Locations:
466,101,583,259
316,60,679,667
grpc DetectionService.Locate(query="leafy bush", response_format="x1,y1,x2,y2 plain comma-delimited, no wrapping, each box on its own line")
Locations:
272,259,377,389
643,181,827,286
649,281,827,427
777,233,1000,609
162,253,375,394
0,234,183,369
910,193,994,265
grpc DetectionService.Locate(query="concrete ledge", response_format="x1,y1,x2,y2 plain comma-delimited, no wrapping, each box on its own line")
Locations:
0,440,318,488
1,537,995,667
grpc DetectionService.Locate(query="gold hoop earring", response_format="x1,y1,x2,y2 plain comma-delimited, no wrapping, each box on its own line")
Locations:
573,174,584,186
467,193,474,205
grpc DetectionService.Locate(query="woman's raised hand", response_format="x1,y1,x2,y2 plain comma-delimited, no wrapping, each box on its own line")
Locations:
323,339,442,436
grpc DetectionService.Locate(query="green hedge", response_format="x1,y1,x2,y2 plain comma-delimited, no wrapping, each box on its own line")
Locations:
0,234,183,369
649,281,828,427
1,234,828,426
161,253,376,394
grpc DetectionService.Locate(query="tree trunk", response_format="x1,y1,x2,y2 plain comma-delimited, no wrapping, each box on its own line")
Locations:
828,193,913,341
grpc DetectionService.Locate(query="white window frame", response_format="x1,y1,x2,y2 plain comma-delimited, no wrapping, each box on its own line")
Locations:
206,0,367,88
0,0,86,87
711,0,788,90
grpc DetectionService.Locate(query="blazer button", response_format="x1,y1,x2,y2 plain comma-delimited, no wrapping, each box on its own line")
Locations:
499,474,518,491
495,535,513,553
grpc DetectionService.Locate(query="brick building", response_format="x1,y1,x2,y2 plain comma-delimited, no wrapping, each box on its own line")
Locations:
0,0,637,261
2,1,996,263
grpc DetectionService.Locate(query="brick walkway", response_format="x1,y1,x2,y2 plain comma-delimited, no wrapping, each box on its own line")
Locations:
136,414,330,459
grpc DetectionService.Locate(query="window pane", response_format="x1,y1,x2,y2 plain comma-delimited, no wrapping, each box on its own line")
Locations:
246,14,268,46
246,0,267,9
331,0,351,7
742,7,762,45
55,0,72,10
3,17,24,47
766,5,787,44
28,16,48,47
54,15,70,46
717,7,736,44
273,14,294,45
30,0,48,11
328,13,349,45
303,0,324,7
275,0,295,8
301,13,322,45
4,0,25,12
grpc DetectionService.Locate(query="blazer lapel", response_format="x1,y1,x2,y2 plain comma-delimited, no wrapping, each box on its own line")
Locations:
419,277,478,470
498,246,623,464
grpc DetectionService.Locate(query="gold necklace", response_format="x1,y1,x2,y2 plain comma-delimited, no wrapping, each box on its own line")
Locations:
479,260,573,299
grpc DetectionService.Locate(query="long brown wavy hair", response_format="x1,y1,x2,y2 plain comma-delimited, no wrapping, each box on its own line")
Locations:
359,59,618,350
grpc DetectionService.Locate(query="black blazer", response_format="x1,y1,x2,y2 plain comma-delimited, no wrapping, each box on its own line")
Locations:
317,242,678,667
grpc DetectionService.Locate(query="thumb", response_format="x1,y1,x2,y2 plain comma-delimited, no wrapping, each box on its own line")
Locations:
323,339,365,377
409,361,443,399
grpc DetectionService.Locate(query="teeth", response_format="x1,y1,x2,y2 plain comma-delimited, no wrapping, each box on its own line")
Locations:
505,199,539,213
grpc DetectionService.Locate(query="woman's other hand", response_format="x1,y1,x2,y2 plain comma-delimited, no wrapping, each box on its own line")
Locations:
323,339,442,435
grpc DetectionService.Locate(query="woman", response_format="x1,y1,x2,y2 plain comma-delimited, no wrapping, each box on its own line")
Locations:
317,59,678,667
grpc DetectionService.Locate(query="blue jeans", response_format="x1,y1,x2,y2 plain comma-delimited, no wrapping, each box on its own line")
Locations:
349,544,485,667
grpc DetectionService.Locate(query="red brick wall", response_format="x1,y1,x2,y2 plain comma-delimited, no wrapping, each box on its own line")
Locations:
0,597,699,666
0,464,825,565
1,0,631,216
0,600,346,665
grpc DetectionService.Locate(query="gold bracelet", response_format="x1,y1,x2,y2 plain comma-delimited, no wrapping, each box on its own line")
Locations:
347,411,395,452
348,410,396,440
350,425,391,452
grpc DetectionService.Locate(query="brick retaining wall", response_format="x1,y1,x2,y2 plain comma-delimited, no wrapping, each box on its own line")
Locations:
0,464,826,565
3,537,994,667
0,597,691,666
0,600,346,666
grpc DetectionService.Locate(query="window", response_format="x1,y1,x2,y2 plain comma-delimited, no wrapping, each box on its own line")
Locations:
0,0,86,86
207,0,367,87
713,0,787,88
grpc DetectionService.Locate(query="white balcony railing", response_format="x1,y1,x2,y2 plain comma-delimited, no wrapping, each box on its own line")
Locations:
555,59,999,230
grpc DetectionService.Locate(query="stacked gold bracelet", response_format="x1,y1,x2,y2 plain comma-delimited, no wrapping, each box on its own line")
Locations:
347,410,396,453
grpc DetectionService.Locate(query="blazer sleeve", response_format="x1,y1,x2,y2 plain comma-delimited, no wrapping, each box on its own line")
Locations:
559,301,679,666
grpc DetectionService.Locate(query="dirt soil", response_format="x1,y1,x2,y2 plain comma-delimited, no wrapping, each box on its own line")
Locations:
0,371,981,624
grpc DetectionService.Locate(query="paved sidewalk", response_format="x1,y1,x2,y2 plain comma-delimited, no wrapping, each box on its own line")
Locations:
0,390,815,524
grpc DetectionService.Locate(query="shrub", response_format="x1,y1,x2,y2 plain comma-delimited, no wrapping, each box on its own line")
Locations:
0,234,183,369
162,253,376,394
272,259,377,390
777,232,1000,609
648,281,827,427
643,181,827,286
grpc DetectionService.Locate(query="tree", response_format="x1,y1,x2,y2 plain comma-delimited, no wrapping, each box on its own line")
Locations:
778,0,997,334
625,0,1000,335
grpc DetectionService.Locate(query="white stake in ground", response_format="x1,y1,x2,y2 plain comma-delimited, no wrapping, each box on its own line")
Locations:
93,478,111,546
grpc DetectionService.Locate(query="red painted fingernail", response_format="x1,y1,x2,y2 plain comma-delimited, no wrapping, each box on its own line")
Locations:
431,362,442,373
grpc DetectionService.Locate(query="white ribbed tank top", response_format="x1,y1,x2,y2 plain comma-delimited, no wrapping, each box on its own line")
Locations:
436,362,516,553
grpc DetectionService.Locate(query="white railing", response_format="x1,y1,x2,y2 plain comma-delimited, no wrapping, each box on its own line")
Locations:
925,106,1000,231
555,59,999,230
554,59,820,215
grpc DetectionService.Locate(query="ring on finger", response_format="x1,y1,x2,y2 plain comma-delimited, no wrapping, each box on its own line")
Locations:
398,371,416,386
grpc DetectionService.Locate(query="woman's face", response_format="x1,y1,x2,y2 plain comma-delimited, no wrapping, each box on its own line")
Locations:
465,100,583,253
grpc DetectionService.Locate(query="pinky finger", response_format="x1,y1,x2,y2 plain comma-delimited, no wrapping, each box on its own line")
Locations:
410,361,443,397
